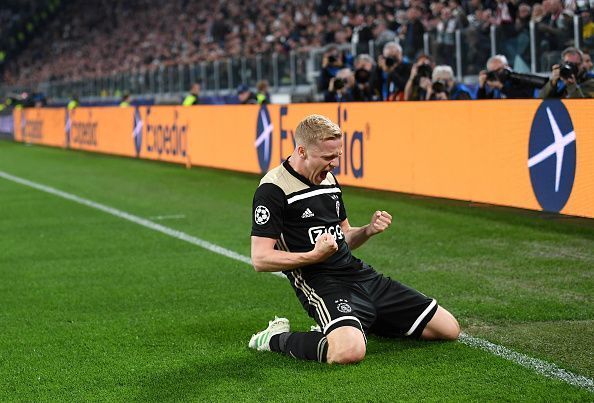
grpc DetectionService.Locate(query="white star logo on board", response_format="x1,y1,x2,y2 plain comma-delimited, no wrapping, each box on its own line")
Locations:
527,107,576,192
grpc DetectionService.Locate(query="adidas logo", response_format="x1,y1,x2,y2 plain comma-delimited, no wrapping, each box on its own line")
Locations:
301,208,314,218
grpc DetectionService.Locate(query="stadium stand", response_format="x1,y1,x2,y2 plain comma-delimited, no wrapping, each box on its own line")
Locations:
0,0,593,103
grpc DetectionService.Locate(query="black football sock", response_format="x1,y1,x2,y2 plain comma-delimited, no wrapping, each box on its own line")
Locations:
269,332,328,362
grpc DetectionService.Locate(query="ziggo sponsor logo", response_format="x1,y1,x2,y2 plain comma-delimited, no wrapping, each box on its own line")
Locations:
142,108,188,157
278,105,366,178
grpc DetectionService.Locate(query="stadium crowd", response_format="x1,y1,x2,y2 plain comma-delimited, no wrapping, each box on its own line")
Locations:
1,0,594,100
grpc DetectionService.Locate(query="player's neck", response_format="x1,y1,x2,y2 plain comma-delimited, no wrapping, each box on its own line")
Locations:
287,153,315,186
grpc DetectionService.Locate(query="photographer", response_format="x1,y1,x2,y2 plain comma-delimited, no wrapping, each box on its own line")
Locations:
404,54,435,101
318,46,345,98
540,47,594,98
373,42,411,101
324,68,355,103
477,55,539,99
352,54,379,102
424,65,472,100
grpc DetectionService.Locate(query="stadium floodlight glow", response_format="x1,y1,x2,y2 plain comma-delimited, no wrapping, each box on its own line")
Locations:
527,107,576,193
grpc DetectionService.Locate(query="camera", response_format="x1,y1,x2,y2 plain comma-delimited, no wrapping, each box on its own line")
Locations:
417,64,433,79
486,70,500,82
328,55,338,64
432,80,448,94
486,67,548,88
385,57,396,67
559,62,579,80
333,77,345,90
354,68,371,84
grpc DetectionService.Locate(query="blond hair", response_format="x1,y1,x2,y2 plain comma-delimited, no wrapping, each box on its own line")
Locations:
295,114,342,147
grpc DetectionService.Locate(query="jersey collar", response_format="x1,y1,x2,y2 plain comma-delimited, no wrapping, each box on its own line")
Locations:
283,157,317,187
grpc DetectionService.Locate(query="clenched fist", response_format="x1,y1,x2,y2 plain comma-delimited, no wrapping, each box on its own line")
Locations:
312,233,338,262
366,210,392,236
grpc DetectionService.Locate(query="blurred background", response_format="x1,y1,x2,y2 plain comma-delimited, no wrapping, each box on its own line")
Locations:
0,0,593,107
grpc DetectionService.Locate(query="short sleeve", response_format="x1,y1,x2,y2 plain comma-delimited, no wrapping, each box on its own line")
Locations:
251,183,285,239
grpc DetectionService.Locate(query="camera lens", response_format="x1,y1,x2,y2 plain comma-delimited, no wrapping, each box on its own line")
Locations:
385,57,396,67
559,63,578,79
334,78,345,90
328,55,337,64
432,80,447,93
355,69,370,84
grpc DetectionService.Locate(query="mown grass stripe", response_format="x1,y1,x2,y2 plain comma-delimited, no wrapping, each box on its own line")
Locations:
1,169,592,393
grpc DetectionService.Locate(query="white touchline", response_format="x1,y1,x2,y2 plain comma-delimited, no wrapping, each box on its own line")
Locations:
0,170,281,279
0,169,592,393
148,214,186,220
459,333,593,393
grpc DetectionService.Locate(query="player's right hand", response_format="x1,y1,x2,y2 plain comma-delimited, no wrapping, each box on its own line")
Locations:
312,233,338,261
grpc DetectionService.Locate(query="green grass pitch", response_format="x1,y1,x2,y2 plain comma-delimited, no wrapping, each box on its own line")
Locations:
0,140,592,401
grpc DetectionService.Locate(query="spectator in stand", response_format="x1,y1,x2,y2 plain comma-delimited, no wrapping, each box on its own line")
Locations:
494,0,518,61
352,54,379,102
510,3,532,72
425,65,472,100
538,0,573,68
477,54,535,98
435,6,460,67
324,68,354,102
401,7,425,60
465,5,493,74
540,47,594,98
582,9,594,47
374,42,411,101
404,54,435,100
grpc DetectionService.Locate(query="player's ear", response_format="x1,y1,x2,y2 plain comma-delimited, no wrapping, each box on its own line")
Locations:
298,145,307,159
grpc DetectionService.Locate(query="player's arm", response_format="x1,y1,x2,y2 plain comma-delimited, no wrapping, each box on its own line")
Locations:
251,234,338,272
340,211,392,250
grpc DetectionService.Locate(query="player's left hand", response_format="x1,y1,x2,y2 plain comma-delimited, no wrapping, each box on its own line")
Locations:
367,210,392,236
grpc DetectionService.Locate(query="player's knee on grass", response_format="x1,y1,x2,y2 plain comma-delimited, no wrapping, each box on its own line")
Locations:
421,306,460,341
326,326,366,364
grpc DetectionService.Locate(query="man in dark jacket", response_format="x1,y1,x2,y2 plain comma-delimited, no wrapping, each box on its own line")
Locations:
373,42,412,101
539,47,594,98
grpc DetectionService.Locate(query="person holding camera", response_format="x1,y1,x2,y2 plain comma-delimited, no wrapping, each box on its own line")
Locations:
352,54,379,102
477,55,536,99
404,54,435,101
373,42,411,101
319,46,345,99
540,47,594,98
324,68,355,103
424,65,472,100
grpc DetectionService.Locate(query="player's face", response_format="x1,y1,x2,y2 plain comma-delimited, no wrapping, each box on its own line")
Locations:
305,137,343,185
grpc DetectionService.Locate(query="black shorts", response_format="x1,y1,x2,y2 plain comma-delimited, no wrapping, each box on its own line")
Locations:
288,264,437,340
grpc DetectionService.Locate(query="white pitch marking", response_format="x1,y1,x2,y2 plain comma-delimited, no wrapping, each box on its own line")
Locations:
1,169,593,392
459,333,594,393
148,214,186,220
0,170,281,277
